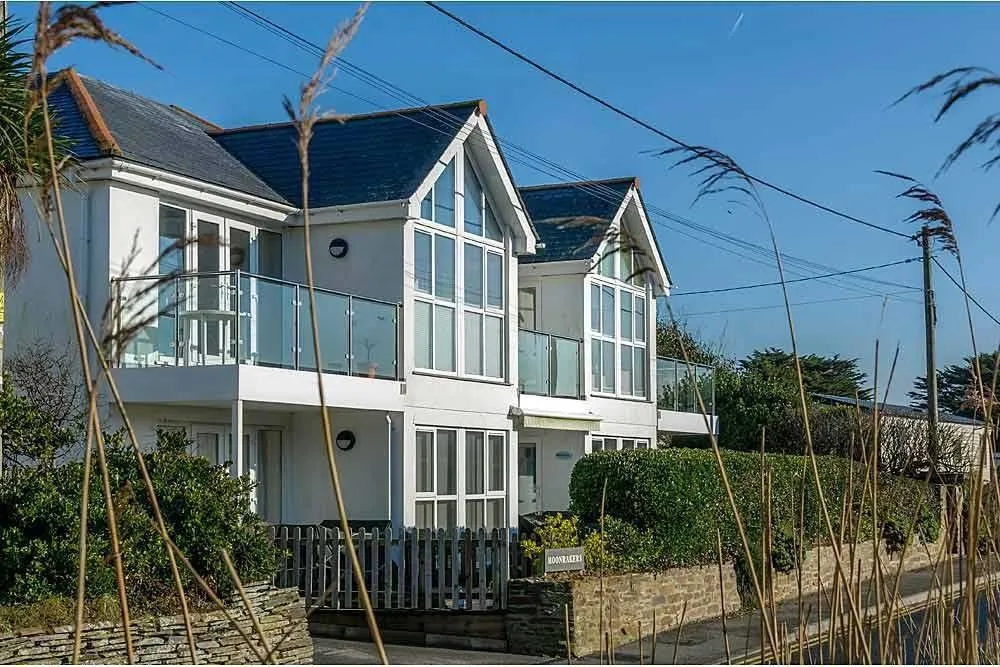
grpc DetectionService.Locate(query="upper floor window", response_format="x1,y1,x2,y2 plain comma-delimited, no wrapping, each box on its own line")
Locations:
415,150,506,380
421,158,456,227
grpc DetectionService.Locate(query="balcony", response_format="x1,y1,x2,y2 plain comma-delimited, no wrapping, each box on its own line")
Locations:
518,329,582,399
656,356,715,415
111,271,400,380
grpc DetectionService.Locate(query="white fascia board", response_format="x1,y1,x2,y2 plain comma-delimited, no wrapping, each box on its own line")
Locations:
286,199,410,226
406,113,536,255
518,259,590,278
87,158,297,223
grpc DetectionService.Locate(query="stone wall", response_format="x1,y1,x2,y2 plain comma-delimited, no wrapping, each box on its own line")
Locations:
507,563,740,657
0,583,312,664
506,535,945,657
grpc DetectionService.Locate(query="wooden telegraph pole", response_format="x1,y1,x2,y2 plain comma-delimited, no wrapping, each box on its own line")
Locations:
921,225,940,468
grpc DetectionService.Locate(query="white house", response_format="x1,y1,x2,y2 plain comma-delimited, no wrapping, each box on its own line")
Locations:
9,69,717,532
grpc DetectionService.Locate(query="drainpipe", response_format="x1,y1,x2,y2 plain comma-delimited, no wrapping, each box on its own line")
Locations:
385,413,392,528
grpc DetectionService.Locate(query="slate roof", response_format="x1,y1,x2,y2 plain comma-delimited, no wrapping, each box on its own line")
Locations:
812,393,984,426
517,178,634,264
212,102,483,208
47,70,287,203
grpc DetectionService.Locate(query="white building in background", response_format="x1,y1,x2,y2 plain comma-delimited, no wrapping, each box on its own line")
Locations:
10,68,716,531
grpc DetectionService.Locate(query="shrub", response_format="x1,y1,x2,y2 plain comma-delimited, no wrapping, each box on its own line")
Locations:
569,448,940,571
0,429,278,607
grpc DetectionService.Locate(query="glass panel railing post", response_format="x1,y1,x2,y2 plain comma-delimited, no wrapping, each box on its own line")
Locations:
394,304,401,380
293,284,300,370
348,295,355,376
546,334,554,396
233,270,240,365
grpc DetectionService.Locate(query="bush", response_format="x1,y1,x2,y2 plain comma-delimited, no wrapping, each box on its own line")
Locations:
568,448,940,571
0,429,278,607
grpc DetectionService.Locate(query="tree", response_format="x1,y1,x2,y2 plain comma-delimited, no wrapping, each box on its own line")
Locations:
656,318,735,370
909,352,1000,421
7,340,84,429
740,347,872,400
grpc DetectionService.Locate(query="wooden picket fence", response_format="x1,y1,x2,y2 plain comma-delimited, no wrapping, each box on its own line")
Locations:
268,525,525,611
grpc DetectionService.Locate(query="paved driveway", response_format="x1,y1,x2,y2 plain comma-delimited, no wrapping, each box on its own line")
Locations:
313,637,553,665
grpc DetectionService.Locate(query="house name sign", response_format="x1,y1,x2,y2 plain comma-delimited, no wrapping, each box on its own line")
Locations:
543,546,585,574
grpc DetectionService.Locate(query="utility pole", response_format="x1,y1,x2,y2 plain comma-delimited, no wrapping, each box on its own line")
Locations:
922,225,940,469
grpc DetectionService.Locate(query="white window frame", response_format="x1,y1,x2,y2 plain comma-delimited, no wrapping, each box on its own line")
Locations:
589,234,649,399
414,427,508,530
414,147,507,381
589,435,651,453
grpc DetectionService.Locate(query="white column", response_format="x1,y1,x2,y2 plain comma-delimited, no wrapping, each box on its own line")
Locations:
232,399,244,478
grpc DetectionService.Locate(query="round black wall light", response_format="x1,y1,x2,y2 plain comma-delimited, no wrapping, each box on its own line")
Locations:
328,237,349,259
335,430,356,451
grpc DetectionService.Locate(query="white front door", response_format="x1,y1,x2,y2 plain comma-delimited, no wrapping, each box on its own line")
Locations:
518,443,538,515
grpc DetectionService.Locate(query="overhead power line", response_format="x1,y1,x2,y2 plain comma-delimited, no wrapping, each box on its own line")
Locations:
672,257,921,296
423,1,911,240
932,257,1000,328
152,3,916,302
679,290,918,317
216,2,915,298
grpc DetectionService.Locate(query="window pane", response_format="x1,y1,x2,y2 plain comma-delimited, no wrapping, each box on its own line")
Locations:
434,235,455,300
487,498,505,530
601,286,615,336
466,501,485,531
635,297,646,342
602,341,615,392
620,344,633,396
416,501,434,530
434,306,455,371
434,159,455,227
464,243,483,306
591,438,603,453
591,339,602,390
486,252,503,309
485,201,502,242
464,311,483,375
590,284,601,332
415,231,432,294
258,230,283,279
622,439,635,450
519,288,537,330
421,192,433,220
637,440,649,450
635,347,647,397
416,431,434,493
465,431,485,494
484,316,503,378
230,227,250,271
437,430,457,495
464,155,484,236
415,301,432,369
620,292,633,340
598,245,616,278
438,500,457,530
488,434,505,491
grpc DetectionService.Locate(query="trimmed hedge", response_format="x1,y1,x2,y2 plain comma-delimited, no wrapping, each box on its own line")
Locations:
568,448,940,571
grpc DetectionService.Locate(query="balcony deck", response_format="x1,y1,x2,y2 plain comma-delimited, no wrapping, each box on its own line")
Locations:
111,270,400,380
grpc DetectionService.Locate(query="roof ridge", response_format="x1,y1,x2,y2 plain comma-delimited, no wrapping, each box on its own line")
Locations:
168,104,223,131
212,99,485,136
519,176,638,192
58,68,120,156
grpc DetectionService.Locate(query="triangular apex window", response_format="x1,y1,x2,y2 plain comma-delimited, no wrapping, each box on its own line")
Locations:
464,152,502,242
421,158,456,227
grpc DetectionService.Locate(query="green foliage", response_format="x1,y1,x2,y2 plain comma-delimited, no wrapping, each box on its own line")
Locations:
569,448,940,572
520,513,580,564
0,429,278,607
910,352,999,422
0,373,80,469
741,347,872,401
713,366,799,452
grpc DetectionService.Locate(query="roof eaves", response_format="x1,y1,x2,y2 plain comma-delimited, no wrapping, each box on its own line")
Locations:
518,176,638,193
59,68,120,156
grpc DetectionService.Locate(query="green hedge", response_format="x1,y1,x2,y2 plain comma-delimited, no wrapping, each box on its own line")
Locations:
568,448,940,571
0,429,278,607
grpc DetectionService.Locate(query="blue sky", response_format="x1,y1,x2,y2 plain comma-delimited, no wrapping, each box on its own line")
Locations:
14,1,1000,403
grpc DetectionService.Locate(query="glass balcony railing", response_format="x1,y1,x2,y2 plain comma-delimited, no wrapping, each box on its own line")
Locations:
518,329,582,398
656,356,715,415
111,270,399,379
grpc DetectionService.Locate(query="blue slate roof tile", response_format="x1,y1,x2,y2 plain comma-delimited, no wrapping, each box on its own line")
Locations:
212,102,482,208
517,178,634,264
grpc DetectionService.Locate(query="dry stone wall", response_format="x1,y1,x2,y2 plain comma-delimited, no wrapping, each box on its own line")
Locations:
0,583,312,664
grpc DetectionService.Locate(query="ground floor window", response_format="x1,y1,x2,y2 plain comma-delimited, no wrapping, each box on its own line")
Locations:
590,435,651,453
415,427,507,530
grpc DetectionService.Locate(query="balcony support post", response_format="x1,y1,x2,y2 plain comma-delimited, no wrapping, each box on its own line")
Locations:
232,398,244,479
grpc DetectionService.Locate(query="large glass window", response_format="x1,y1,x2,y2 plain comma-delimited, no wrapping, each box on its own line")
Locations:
415,427,506,530
415,150,505,379
157,205,186,359
421,158,456,227
589,242,649,397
